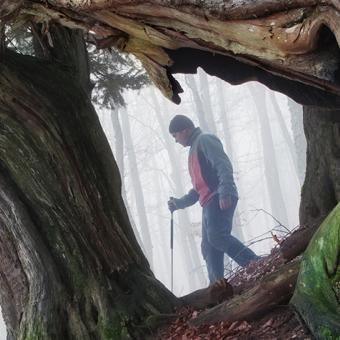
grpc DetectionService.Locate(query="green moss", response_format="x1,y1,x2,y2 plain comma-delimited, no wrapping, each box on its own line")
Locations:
334,279,340,301
67,249,86,291
291,203,340,338
319,325,340,340
98,316,131,340
22,322,44,340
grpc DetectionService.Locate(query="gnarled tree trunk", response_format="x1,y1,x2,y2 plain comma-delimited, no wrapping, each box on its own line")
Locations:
298,106,340,249
0,29,176,339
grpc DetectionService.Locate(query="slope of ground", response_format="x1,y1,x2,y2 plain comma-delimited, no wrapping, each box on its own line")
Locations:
158,241,312,339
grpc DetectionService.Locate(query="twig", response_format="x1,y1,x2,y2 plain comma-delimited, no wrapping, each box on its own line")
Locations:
249,208,290,233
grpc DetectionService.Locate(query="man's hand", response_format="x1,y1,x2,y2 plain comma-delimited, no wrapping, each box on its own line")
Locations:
219,196,232,210
168,197,178,212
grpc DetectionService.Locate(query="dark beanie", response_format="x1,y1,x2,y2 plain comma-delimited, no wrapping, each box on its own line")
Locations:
169,115,195,133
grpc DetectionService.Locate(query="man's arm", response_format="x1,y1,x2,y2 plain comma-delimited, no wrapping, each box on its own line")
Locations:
168,189,199,211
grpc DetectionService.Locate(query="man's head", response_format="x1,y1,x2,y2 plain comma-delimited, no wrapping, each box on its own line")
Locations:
169,115,195,147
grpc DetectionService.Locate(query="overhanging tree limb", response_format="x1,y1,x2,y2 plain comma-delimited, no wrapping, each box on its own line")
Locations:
1,0,339,106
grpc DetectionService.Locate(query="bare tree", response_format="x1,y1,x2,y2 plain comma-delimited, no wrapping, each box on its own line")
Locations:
268,92,300,184
185,74,211,132
249,84,289,228
110,105,145,252
120,107,154,266
215,79,246,243
197,69,217,134
287,99,307,185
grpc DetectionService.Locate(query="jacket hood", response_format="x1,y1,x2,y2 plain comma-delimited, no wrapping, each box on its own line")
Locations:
187,127,202,146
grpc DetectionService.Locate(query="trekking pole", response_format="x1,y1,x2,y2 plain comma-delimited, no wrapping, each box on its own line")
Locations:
170,210,174,292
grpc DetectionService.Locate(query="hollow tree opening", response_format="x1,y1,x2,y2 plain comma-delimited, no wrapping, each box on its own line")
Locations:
0,1,339,339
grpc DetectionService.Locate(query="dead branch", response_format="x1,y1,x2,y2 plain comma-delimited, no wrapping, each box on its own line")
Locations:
189,260,300,326
180,278,233,310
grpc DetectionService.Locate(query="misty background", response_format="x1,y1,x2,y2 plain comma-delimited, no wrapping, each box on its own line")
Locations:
0,56,306,338
96,69,305,296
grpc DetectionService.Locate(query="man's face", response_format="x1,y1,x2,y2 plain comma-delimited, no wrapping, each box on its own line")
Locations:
172,128,191,147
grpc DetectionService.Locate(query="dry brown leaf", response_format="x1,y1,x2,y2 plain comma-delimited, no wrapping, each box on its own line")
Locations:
262,318,274,328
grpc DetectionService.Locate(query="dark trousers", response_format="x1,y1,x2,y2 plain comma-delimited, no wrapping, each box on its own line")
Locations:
201,195,258,284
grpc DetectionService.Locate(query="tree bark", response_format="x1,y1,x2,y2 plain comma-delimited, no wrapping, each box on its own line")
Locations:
285,106,340,261
0,42,176,339
291,202,340,339
6,1,340,107
300,106,340,228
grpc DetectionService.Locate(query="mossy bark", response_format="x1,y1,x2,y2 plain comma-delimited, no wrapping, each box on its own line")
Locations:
290,106,340,339
291,202,340,339
0,35,176,339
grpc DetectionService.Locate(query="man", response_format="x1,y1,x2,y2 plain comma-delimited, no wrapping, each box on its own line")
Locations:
168,115,258,284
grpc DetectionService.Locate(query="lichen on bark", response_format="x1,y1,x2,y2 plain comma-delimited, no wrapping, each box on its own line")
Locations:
291,202,340,339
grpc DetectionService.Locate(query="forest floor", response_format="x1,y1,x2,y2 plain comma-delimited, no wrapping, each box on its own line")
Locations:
157,245,312,339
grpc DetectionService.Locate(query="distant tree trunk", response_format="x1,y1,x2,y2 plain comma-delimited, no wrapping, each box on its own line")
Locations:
151,151,172,286
0,27,176,340
287,99,306,185
215,81,234,160
299,106,340,228
184,74,211,132
110,105,124,174
215,79,245,246
249,84,289,228
120,107,154,267
197,69,217,134
149,87,207,289
110,104,145,252
269,92,300,183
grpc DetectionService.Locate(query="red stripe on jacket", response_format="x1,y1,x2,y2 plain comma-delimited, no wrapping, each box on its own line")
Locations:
189,152,215,206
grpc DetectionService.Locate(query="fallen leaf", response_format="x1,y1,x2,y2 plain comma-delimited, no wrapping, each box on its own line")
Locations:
262,318,274,328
